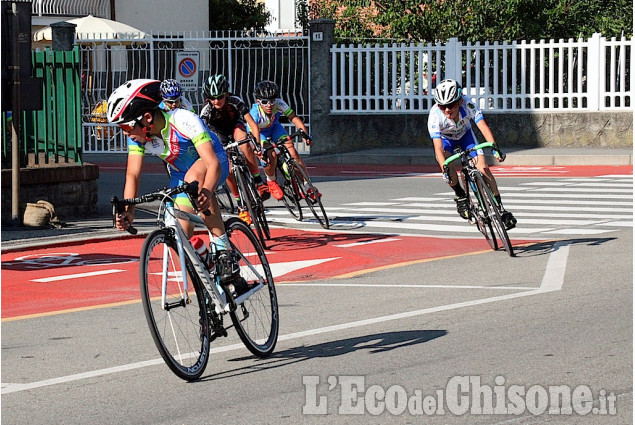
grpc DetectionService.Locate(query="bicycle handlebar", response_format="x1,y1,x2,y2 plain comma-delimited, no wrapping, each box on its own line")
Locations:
289,129,312,142
111,181,207,235
442,142,506,175
224,136,254,150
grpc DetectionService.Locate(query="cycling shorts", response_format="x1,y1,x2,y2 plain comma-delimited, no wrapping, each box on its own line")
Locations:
169,157,229,209
441,128,483,158
258,122,289,144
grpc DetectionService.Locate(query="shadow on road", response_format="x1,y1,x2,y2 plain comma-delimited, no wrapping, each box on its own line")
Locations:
512,237,617,258
198,329,447,383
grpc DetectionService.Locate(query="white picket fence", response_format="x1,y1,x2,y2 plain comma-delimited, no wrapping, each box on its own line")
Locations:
331,33,633,114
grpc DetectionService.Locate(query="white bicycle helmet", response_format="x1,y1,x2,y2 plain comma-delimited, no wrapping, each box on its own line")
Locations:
107,79,162,124
433,79,462,106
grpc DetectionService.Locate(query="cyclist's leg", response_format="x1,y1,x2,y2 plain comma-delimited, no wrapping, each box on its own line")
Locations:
259,128,283,200
440,137,469,219
234,125,268,200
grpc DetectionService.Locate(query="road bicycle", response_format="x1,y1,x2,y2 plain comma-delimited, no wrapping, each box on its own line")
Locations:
225,136,271,249
111,181,278,381
263,130,329,229
443,141,514,256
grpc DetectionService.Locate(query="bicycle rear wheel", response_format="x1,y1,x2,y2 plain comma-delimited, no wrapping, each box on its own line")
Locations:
289,161,329,229
475,173,514,257
226,218,279,357
235,169,268,249
467,178,497,251
139,229,210,381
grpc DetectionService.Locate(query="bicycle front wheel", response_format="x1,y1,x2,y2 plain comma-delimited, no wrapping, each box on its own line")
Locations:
467,177,497,251
139,229,211,381
226,217,279,357
474,173,514,257
279,164,303,221
289,161,330,229
215,182,236,215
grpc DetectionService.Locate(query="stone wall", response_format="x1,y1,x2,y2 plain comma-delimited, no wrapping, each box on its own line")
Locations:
308,19,634,155
1,163,99,225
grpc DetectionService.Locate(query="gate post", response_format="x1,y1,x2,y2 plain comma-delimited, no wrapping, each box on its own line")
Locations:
309,18,335,155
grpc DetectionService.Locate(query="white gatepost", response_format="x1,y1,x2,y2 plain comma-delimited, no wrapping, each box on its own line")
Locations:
444,37,463,80
586,33,603,110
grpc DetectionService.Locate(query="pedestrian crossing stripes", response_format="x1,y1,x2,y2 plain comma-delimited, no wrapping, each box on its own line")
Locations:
266,175,633,237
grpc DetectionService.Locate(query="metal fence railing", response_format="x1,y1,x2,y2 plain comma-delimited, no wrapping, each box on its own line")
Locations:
77,31,310,153
331,33,633,114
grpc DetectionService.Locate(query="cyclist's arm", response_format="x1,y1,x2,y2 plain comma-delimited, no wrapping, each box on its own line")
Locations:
194,138,221,210
243,112,261,146
288,113,310,145
475,118,495,144
432,138,446,172
118,153,143,230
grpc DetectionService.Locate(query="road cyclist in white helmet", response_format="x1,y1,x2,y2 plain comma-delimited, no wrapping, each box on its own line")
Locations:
107,78,241,286
159,78,195,112
428,78,517,229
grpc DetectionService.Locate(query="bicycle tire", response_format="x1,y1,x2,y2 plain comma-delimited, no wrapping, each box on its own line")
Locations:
235,168,267,249
245,174,271,241
139,229,211,381
466,176,497,251
215,182,235,215
474,173,515,257
279,163,303,221
225,217,279,357
288,161,329,229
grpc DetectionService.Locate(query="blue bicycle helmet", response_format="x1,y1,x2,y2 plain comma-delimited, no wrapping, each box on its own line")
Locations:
160,79,182,101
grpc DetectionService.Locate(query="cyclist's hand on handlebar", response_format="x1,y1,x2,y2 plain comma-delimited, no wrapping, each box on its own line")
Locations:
303,136,312,146
115,210,134,232
198,187,213,213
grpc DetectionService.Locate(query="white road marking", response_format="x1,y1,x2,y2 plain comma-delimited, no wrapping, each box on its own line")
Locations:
334,238,401,248
1,241,572,395
31,269,126,283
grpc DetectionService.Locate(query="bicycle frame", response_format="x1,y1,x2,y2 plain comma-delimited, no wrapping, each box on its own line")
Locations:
157,198,265,316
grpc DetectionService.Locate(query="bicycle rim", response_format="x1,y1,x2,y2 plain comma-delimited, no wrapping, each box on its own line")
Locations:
290,162,329,229
247,179,271,240
139,229,210,381
468,178,497,251
236,170,267,249
475,174,515,257
280,172,302,221
226,218,279,357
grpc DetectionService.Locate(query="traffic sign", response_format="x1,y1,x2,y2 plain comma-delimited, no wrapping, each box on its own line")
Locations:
175,51,199,91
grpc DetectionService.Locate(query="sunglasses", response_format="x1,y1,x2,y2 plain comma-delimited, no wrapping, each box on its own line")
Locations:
440,100,459,111
258,98,275,106
164,99,180,105
208,93,225,101
118,116,143,132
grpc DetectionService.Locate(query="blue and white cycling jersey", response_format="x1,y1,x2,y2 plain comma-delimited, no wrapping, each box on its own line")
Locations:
427,95,484,141
248,98,294,142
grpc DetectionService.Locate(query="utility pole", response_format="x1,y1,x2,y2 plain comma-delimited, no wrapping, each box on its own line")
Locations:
9,1,21,226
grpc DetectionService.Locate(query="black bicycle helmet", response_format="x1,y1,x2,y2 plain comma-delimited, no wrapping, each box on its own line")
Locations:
253,80,279,100
203,74,229,98
107,79,162,124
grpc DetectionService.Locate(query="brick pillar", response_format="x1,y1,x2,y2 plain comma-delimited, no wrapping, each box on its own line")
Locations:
309,19,335,155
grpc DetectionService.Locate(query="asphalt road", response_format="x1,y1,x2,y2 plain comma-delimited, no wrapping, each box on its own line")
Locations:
2,167,632,424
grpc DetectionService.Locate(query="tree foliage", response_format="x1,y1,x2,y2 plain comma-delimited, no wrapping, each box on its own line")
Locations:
300,0,633,43
209,0,271,31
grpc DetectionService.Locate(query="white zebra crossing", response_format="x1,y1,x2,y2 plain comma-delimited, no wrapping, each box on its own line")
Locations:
266,175,633,237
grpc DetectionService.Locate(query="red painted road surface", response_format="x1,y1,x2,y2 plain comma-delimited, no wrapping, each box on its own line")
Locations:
1,228,535,319
97,163,633,178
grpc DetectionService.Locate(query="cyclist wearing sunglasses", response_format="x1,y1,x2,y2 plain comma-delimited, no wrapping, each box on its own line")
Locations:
159,79,195,112
428,79,516,229
248,80,319,201
200,74,270,224
107,79,241,284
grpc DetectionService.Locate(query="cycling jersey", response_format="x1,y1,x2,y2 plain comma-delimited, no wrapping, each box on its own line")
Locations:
427,95,483,141
127,108,229,183
200,95,249,140
248,98,294,142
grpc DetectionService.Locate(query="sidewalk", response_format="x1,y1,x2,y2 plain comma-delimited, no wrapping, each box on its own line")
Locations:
1,146,632,252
